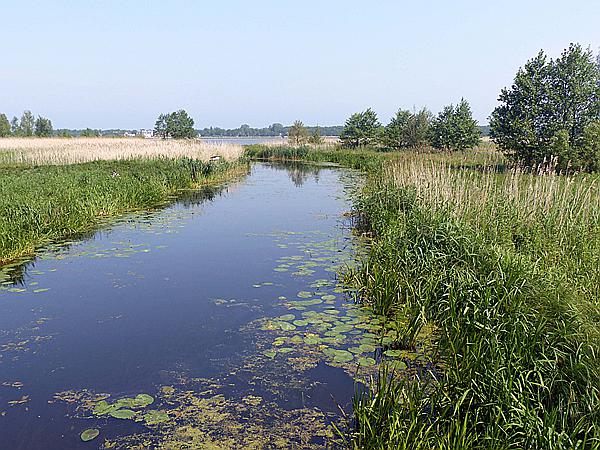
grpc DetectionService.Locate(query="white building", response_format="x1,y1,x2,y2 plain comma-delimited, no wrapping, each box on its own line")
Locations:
138,129,154,138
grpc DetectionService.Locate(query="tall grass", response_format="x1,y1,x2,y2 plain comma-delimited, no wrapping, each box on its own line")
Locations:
345,157,600,449
243,145,600,448
0,150,247,264
0,137,244,165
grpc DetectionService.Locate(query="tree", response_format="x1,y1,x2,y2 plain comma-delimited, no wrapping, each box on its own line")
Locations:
430,99,480,151
20,110,35,136
0,114,10,137
383,108,432,150
340,108,381,148
57,130,72,138
491,44,600,169
154,114,169,139
154,110,197,139
576,120,600,172
34,116,53,137
269,123,284,136
81,128,100,137
288,120,309,145
308,125,323,144
383,109,412,149
10,116,20,135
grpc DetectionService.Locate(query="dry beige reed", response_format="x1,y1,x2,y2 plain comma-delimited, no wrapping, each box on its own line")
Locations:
0,137,244,165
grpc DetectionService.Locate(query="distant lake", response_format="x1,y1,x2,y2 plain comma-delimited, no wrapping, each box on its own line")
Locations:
200,137,287,145
200,136,339,146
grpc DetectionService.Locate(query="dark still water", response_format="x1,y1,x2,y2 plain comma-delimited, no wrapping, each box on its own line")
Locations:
0,162,378,449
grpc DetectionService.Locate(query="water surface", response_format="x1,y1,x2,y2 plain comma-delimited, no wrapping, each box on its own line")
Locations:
0,162,377,449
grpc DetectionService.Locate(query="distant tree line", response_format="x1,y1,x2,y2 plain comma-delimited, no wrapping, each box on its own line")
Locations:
0,110,53,137
198,123,343,137
338,100,481,151
491,43,600,171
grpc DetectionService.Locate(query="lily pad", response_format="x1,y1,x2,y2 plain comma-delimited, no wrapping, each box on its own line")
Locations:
332,350,354,363
277,314,295,321
359,344,377,353
321,294,336,301
93,400,114,415
304,336,322,345
110,409,135,419
357,357,376,367
263,350,277,358
144,410,170,425
278,322,297,331
297,291,312,299
134,393,154,407
387,360,408,371
293,320,308,327
80,428,100,442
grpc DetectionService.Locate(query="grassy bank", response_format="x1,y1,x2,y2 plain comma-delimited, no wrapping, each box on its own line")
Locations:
0,156,247,265
247,145,600,449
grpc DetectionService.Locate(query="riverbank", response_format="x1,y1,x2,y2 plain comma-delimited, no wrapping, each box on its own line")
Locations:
245,144,600,449
0,139,247,264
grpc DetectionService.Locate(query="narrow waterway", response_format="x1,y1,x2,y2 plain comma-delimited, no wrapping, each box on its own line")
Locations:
0,162,379,449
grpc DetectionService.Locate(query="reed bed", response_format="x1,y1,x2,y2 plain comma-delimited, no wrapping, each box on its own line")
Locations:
243,145,600,449
346,157,600,449
0,137,244,165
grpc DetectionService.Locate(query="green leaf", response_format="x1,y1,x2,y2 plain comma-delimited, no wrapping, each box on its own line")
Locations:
80,428,100,442
110,409,136,419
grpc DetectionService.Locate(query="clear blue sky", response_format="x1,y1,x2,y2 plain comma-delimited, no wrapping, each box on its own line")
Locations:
2,0,599,129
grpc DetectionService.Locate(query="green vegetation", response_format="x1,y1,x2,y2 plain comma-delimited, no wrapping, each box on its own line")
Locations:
154,109,198,139
198,123,344,137
0,114,10,137
288,120,309,145
340,108,382,148
0,158,245,264
491,43,600,170
339,100,481,152
34,116,53,137
309,126,324,144
430,98,481,151
244,144,600,449
244,144,388,172
347,161,600,449
382,108,431,150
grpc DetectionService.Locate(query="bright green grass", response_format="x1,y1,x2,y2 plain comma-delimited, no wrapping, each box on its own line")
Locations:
0,158,246,264
245,144,600,449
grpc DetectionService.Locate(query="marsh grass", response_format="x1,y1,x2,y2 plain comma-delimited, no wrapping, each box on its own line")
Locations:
0,157,247,265
244,145,600,449
346,158,600,449
0,137,244,165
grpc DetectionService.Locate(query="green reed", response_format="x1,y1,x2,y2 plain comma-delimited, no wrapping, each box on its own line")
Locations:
0,158,245,264
345,163,600,449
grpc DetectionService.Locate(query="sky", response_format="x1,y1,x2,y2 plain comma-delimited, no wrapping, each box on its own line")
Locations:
1,0,599,129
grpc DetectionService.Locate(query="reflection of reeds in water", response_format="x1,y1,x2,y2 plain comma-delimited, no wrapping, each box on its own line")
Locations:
0,137,244,165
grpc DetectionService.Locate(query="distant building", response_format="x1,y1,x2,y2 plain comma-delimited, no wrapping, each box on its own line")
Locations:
138,129,154,138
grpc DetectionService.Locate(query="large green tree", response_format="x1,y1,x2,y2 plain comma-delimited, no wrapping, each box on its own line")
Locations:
154,110,197,139
383,108,431,150
20,110,35,136
0,114,10,137
340,108,381,148
490,44,600,169
430,99,480,151
34,116,53,137
10,116,20,136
